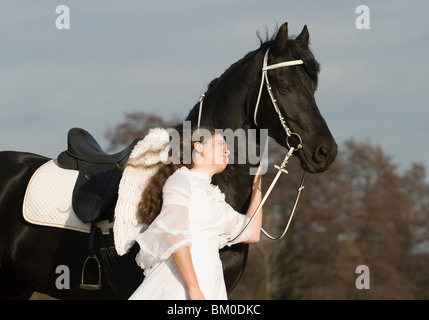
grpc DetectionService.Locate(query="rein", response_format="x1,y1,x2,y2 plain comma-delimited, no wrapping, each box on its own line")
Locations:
198,48,306,242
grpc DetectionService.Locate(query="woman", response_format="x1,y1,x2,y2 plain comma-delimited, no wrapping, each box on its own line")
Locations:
128,127,263,300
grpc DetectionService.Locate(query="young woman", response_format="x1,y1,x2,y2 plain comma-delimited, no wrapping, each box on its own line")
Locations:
128,127,263,300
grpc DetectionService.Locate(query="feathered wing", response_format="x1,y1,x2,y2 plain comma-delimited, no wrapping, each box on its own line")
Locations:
113,127,170,255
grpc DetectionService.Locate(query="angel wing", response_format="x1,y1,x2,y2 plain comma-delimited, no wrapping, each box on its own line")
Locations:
113,127,170,255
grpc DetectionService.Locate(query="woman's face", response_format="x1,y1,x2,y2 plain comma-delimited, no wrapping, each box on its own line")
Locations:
194,133,230,172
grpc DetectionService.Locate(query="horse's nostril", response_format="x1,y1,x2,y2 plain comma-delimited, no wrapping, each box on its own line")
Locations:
314,146,329,163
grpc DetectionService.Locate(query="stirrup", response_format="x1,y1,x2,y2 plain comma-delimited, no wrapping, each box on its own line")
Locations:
80,255,102,290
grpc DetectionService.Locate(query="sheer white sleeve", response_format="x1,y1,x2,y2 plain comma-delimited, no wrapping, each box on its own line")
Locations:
219,202,252,248
135,170,193,276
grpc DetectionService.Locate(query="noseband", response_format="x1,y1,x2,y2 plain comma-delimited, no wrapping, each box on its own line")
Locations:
197,48,307,242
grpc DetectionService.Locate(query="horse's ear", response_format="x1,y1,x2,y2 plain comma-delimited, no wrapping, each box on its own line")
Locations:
296,25,309,48
273,22,288,55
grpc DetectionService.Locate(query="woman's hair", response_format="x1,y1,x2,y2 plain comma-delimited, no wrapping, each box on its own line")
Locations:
129,126,218,225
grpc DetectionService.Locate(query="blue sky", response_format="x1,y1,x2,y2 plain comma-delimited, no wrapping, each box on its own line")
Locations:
1,1,428,176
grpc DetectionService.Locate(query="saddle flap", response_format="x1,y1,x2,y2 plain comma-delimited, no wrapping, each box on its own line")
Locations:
72,161,123,223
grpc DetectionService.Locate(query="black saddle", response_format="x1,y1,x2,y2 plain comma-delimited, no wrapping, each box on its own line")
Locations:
57,127,140,223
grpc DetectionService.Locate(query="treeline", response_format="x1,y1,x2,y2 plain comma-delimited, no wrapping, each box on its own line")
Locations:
106,112,429,300
230,139,429,300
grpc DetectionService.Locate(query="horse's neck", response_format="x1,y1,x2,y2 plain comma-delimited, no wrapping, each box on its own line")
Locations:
188,49,264,130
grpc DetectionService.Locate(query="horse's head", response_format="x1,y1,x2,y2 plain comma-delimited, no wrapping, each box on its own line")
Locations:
255,23,337,173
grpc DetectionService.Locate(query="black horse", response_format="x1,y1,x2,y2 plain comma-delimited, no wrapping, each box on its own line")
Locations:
0,23,337,299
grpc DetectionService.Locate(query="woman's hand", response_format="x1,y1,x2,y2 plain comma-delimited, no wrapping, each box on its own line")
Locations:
172,247,206,300
244,163,263,243
188,284,206,300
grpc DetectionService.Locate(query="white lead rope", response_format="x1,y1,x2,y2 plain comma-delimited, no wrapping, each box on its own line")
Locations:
229,146,305,243
262,170,305,240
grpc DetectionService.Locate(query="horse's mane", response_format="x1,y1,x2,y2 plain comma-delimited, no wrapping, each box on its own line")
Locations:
184,26,321,123
204,27,320,93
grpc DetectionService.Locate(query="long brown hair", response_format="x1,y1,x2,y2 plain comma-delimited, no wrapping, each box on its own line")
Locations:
128,126,217,225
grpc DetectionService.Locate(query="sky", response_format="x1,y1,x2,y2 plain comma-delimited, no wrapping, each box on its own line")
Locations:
1,0,428,177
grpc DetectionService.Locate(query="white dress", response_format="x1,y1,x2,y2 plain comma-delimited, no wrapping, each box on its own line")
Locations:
128,167,251,300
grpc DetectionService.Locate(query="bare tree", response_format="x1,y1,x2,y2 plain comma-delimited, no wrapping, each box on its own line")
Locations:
233,138,429,299
104,111,176,152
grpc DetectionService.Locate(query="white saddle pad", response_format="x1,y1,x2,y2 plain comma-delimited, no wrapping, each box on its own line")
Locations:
23,159,112,234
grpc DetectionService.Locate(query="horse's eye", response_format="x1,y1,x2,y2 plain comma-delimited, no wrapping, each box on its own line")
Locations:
279,84,290,93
